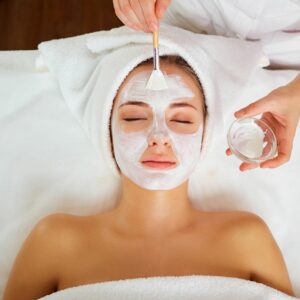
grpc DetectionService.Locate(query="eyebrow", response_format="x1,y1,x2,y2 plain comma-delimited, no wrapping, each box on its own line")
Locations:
119,101,149,108
119,100,198,110
170,102,197,110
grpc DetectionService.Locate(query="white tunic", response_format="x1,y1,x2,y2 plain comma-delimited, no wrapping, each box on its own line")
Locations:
162,0,300,69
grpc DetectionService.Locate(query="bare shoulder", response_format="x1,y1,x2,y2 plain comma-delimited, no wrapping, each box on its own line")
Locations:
35,212,73,234
33,213,79,246
37,212,79,232
219,210,295,297
194,210,265,250
227,210,266,232
37,212,90,252
217,210,273,252
204,210,264,233
222,210,280,256
3,213,85,300
215,210,280,260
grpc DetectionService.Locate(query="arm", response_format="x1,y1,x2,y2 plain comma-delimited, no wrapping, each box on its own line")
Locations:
246,215,295,297
3,214,61,300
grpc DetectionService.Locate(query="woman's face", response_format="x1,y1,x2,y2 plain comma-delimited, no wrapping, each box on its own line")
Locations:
110,62,205,190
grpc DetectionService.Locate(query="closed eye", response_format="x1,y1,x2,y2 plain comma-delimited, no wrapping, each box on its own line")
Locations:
123,118,147,122
123,118,193,124
171,120,193,124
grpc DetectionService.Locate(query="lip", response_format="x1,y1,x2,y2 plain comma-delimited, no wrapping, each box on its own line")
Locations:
141,157,177,169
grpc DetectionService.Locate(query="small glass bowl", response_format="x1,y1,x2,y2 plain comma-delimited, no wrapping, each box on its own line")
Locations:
227,117,277,164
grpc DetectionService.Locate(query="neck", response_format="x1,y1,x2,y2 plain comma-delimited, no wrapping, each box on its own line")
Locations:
111,175,197,238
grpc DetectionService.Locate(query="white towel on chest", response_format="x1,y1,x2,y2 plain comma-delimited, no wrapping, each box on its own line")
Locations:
37,23,264,177
38,275,298,300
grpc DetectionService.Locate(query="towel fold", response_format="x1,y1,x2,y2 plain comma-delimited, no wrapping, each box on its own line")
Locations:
37,23,265,177
38,275,298,300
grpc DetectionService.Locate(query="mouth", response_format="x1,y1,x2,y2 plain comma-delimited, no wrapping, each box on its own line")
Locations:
141,159,177,170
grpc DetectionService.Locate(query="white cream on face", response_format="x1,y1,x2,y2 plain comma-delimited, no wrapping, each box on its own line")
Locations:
112,70,203,190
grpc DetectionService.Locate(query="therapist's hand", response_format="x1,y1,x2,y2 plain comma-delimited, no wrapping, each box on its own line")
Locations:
226,74,300,171
112,0,172,32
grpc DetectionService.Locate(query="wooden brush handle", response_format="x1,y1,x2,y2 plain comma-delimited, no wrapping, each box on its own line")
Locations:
153,30,158,48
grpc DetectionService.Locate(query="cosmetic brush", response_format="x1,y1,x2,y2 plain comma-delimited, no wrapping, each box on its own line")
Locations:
146,30,168,90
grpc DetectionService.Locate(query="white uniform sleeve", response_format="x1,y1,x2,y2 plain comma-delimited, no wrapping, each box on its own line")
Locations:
162,0,300,69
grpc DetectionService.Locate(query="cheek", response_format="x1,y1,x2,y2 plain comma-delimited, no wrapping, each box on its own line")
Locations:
111,110,147,148
170,130,203,164
112,129,150,165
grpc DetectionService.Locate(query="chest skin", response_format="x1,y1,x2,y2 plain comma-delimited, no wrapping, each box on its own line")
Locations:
56,211,251,291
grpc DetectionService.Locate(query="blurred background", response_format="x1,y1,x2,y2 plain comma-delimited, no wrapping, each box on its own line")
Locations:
0,0,122,50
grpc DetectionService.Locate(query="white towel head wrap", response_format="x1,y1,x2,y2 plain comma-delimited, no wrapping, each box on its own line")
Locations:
37,23,264,178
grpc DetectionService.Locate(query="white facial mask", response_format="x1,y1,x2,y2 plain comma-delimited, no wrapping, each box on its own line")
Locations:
111,71,203,190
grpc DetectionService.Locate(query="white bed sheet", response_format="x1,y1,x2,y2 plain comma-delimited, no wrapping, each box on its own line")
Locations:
0,50,299,298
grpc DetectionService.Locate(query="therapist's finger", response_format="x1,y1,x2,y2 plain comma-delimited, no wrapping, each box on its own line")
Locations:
155,0,172,19
119,0,144,30
127,0,148,31
260,137,293,168
261,120,296,168
113,0,140,30
113,0,136,29
239,162,260,172
234,95,273,118
138,0,159,32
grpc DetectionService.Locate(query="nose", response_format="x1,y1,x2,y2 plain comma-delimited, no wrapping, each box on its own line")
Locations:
148,132,172,148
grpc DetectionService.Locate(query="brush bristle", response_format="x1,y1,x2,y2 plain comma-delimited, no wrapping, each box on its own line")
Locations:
146,70,168,90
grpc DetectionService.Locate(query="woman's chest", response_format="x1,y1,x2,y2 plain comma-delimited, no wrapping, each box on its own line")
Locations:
57,229,250,291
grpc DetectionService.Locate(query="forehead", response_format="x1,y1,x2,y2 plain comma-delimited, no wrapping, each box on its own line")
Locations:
114,63,203,109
